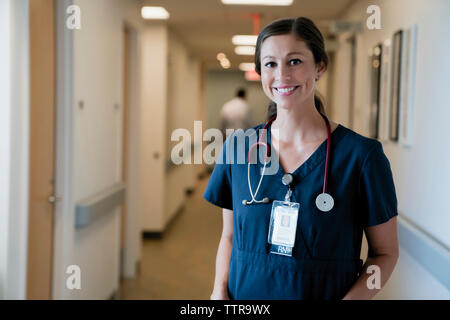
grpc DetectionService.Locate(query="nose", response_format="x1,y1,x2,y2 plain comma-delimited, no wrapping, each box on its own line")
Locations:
275,63,291,81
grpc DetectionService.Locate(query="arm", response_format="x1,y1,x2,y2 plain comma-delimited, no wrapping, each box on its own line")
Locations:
343,217,399,300
210,209,233,300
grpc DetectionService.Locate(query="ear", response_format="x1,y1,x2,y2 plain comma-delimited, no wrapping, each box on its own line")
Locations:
315,61,327,81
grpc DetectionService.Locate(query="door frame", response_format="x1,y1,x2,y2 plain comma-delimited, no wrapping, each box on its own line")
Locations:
347,35,357,129
121,23,141,279
26,0,57,300
52,0,75,300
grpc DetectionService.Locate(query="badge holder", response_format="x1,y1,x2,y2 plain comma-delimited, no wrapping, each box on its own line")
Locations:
267,188,299,257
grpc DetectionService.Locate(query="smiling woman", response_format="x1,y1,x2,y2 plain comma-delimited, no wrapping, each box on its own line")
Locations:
255,17,328,118
205,17,399,300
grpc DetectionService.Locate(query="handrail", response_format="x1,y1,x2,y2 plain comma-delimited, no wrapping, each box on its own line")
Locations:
398,214,450,290
75,182,125,228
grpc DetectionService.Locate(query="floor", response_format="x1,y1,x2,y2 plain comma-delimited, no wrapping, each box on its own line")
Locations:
119,176,222,300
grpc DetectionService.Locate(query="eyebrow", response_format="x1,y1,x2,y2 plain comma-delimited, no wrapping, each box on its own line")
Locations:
262,52,305,60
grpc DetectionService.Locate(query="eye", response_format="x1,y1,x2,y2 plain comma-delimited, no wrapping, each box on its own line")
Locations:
289,59,302,65
264,61,276,68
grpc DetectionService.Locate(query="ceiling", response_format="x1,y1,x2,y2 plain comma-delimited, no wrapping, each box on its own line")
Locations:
141,0,357,70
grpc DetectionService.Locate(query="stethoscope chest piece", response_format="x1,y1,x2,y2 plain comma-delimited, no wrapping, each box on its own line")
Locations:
315,193,334,212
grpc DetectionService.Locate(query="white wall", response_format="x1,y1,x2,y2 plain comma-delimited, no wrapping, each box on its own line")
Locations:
205,70,270,131
51,0,148,299
338,0,450,249
375,247,449,299
70,0,123,299
0,0,30,300
164,31,202,226
138,26,205,232
330,38,353,126
0,0,11,299
139,24,168,232
334,0,450,298
52,0,149,298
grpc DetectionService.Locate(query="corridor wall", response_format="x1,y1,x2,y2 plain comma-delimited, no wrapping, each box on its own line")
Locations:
0,0,30,300
52,0,146,299
61,0,124,299
333,0,450,298
138,22,205,234
138,24,168,233
164,31,202,228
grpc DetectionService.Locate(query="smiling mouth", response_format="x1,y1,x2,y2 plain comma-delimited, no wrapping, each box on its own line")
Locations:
274,86,300,94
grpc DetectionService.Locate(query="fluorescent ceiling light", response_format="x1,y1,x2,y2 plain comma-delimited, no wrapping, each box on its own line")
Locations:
217,53,226,60
232,35,258,46
220,58,231,69
239,63,255,72
235,46,256,55
222,0,293,6
373,46,381,56
141,6,170,20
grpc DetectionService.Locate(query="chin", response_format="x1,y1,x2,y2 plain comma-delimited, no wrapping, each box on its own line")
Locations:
274,99,298,110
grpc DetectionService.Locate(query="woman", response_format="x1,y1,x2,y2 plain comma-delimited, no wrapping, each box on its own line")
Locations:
204,17,398,300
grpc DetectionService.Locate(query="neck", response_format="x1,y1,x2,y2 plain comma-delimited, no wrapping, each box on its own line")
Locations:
271,99,326,143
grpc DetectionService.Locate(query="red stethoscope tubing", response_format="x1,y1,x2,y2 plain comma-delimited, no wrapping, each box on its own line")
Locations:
248,113,331,194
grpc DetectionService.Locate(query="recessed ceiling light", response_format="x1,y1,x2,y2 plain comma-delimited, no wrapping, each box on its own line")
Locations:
239,63,255,72
220,58,231,69
217,53,226,60
222,0,293,6
141,6,170,20
235,46,256,55
232,35,258,46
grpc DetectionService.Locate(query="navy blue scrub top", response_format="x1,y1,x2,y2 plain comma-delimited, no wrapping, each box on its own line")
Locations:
203,123,398,300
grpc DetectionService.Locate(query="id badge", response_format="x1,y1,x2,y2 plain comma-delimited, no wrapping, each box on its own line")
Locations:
267,200,299,256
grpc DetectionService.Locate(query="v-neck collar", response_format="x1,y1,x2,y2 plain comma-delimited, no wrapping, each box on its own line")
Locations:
266,123,345,180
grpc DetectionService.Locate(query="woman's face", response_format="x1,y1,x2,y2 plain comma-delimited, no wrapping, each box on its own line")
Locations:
259,33,325,110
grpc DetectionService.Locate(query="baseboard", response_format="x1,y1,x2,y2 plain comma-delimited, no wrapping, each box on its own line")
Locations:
136,260,141,275
109,289,120,300
141,204,185,240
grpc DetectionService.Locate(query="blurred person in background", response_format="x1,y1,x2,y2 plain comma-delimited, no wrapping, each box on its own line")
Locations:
220,88,252,138
205,17,398,300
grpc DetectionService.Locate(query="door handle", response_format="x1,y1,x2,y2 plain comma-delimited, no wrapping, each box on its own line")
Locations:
48,195,61,204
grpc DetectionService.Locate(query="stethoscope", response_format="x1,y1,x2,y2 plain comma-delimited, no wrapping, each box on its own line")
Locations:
242,113,335,212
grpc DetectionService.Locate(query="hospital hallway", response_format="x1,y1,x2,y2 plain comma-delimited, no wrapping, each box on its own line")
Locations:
1,0,450,301
119,177,221,300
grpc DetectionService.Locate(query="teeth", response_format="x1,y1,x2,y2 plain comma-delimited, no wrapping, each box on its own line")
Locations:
277,87,296,93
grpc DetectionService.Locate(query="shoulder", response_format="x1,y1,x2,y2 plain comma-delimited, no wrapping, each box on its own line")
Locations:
221,100,232,109
336,124,385,162
222,123,267,158
226,123,265,140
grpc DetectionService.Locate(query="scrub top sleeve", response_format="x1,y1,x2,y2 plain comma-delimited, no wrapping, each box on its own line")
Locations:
203,136,234,210
359,141,398,227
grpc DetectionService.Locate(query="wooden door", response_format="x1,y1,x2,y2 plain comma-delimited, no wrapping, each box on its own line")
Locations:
27,0,56,300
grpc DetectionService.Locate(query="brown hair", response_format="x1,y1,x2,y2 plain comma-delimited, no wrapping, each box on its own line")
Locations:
254,17,328,119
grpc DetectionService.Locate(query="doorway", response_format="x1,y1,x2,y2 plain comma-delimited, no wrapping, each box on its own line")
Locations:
26,0,56,300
